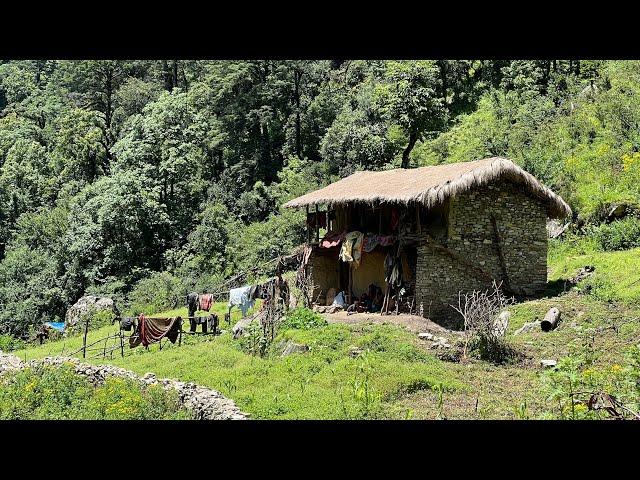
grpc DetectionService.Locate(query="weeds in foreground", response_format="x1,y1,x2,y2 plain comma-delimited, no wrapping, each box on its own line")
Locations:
339,351,383,419
542,329,640,420
0,364,189,420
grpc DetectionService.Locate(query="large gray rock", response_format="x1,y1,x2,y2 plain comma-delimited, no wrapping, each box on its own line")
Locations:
514,320,542,335
281,341,309,357
65,295,119,329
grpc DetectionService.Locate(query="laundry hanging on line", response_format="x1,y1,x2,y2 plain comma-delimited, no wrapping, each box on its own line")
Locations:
320,230,345,249
228,285,255,317
339,231,364,267
130,315,181,348
186,292,199,316
198,293,213,311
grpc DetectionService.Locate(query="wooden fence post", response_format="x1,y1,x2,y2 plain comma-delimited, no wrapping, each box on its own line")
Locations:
82,316,90,359
120,330,124,357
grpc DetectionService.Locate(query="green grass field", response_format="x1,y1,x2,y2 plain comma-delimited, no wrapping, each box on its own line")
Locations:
14,241,640,419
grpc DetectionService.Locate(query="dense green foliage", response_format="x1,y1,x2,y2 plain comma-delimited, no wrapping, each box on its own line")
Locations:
0,364,188,419
587,217,640,251
1,59,639,337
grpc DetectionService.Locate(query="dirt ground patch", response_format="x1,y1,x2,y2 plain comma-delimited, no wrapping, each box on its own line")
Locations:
323,311,459,335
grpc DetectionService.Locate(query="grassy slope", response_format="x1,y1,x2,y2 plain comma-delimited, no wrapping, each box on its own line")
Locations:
392,242,640,419
18,313,461,419
16,243,640,419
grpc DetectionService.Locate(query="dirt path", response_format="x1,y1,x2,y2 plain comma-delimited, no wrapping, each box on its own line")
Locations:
323,311,459,335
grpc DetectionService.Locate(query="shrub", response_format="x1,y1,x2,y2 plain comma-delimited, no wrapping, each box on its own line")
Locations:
280,308,327,330
128,271,185,315
541,331,640,420
0,334,26,352
588,217,640,251
0,364,189,420
451,281,517,363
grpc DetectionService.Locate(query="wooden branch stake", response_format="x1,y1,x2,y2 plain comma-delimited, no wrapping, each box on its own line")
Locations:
82,316,90,359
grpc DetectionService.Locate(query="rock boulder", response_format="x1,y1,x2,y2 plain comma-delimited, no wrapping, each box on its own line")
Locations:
65,295,119,330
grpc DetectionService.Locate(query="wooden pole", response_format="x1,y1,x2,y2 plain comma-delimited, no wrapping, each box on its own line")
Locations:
306,205,310,244
348,264,353,305
316,205,320,244
82,316,90,359
120,331,124,357
416,204,421,234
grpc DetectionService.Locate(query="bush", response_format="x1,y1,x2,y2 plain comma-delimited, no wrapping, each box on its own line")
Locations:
452,282,517,363
0,334,26,352
588,217,640,251
280,308,327,330
0,364,189,419
128,271,185,315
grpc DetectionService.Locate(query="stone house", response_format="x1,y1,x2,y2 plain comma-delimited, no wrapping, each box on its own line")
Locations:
284,157,571,327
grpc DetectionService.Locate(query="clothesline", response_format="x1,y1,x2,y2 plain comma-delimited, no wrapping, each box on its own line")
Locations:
196,250,299,300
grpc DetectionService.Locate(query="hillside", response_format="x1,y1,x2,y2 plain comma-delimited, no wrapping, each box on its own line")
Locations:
15,243,640,419
2,60,640,339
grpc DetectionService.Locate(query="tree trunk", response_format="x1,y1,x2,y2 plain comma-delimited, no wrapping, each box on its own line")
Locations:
162,60,173,90
294,69,302,158
438,60,448,103
401,131,419,169
172,60,179,89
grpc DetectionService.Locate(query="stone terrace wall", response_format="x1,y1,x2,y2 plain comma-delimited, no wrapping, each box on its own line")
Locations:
0,353,247,420
416,183,548,328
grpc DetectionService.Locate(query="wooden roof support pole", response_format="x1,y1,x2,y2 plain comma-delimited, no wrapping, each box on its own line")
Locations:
315,204,320,244
305,205,311,244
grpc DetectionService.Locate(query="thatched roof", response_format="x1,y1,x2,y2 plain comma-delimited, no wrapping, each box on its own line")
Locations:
283,157,571,218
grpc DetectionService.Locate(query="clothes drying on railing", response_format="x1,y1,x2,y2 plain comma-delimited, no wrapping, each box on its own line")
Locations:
44,322,65,332
186,292,199,317
198,293,213,311
130,315,181,348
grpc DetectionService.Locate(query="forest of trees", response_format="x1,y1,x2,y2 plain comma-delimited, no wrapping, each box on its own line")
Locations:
1,59,639,337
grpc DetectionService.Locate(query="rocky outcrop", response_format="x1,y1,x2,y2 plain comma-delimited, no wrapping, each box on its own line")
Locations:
514,320,541,335
280,341,309,357
65,295,119,330
0,353,247,420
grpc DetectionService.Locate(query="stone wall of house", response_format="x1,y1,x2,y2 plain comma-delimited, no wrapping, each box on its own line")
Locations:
415,183,548,328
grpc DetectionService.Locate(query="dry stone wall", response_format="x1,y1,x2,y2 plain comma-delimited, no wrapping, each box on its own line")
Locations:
416,183,548,328
0,352,247,420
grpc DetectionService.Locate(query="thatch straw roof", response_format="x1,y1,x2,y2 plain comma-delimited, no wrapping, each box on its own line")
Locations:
283,157,571,218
